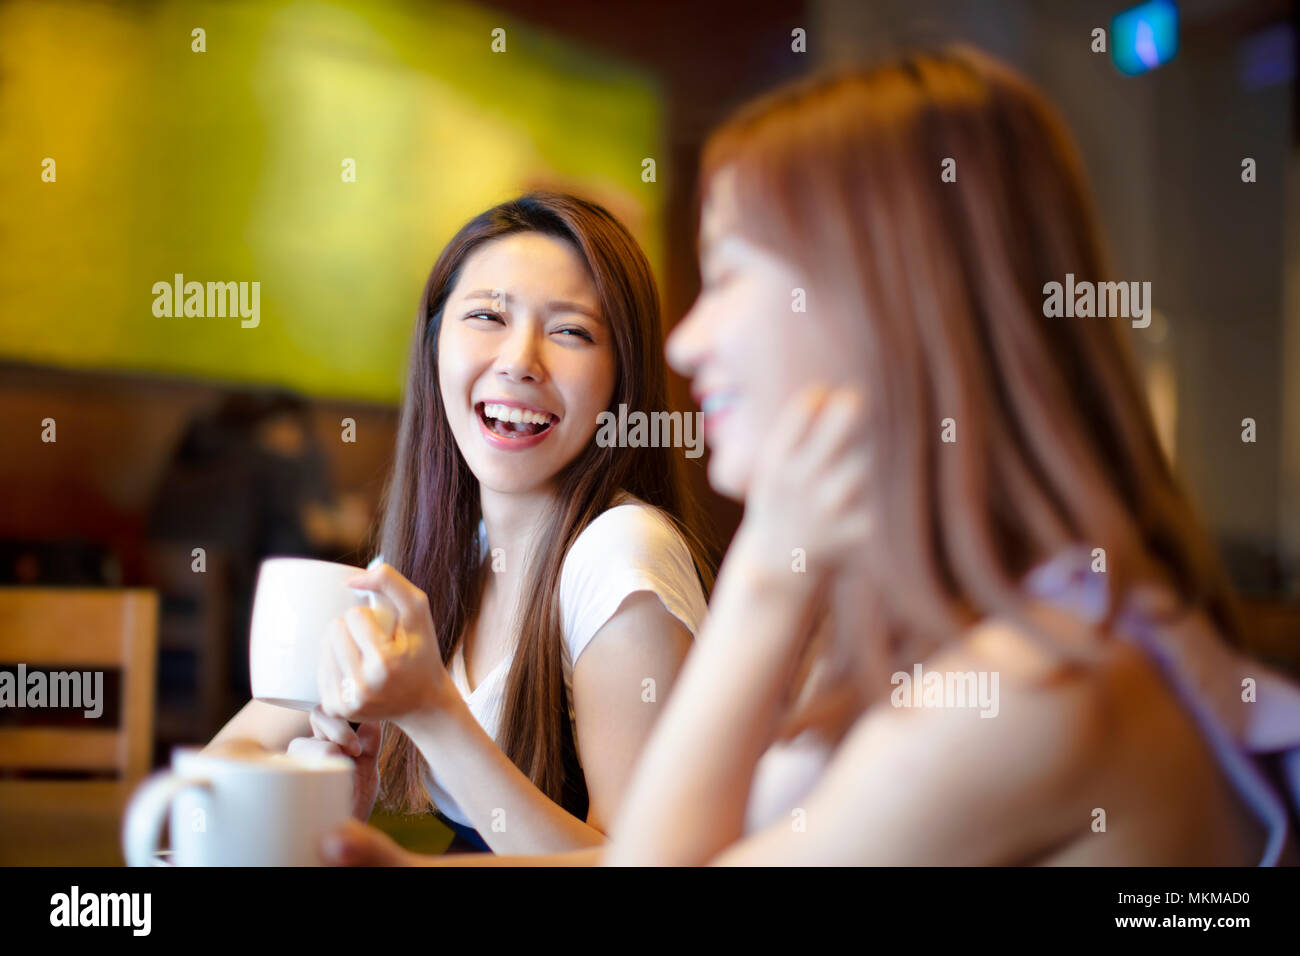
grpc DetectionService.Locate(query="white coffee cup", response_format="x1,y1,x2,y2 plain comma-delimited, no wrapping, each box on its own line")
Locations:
122,747,353,866
249,556,398,710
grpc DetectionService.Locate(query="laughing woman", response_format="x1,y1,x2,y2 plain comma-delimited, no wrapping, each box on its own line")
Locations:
208,193,711,854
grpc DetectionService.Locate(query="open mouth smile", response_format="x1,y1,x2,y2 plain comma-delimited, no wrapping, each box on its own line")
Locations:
475,401,558,449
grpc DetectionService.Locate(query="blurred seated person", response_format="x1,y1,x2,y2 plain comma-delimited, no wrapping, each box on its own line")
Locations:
147,389,355,705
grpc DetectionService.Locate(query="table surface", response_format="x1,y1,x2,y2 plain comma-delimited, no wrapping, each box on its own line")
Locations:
0,781,456,865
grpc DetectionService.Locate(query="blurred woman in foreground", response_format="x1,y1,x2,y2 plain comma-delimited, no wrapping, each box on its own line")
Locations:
604,45,1300,865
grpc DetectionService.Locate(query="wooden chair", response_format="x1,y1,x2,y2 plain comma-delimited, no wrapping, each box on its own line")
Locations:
0,588,159,864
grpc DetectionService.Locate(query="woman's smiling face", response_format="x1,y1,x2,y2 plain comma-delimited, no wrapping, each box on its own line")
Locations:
438,232,616,496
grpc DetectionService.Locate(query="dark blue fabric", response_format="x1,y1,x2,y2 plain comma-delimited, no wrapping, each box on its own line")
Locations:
435,811,492,853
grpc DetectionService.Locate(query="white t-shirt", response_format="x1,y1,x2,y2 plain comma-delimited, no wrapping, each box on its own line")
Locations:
413,493,708,828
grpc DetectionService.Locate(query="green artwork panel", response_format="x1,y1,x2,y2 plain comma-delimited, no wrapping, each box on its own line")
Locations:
0,0,664,402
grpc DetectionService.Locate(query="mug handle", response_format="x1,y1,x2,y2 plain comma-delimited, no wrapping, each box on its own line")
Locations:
121,771,212,867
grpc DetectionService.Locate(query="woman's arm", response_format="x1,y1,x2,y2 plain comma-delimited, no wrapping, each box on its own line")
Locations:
707,623,1100,866
204,699,311,756
605,387,872,865
325,563,695,854
604,537,820,865
396,592,693,853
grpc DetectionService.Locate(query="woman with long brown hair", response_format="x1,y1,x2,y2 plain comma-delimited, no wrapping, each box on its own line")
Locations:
597,45,1300,865
209,192,711,853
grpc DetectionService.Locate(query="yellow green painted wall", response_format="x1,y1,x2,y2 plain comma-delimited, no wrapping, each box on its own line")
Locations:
0,0,664,401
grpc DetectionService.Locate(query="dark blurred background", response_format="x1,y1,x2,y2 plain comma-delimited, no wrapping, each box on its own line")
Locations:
2,0,1298,769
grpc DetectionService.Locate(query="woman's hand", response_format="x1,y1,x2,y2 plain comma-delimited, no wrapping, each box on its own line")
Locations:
286,709,382,822
317,562,456,725
319,818,418,866
733,385,872,584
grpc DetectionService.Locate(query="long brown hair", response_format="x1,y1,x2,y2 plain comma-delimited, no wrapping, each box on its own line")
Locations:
374,192,712,815
700,46,1241,655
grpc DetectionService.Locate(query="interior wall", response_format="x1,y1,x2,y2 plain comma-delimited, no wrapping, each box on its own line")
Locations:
814,0,1296,593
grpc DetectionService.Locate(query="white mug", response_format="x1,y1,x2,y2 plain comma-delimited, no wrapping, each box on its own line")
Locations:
249,556,398,710
122,747,353,866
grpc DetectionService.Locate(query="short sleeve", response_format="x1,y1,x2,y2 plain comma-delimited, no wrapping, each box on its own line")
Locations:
559,502,708,669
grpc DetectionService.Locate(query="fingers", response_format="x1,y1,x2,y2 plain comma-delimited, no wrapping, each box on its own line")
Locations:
758,385,831,476
803,388,867,468
309,706,362,757
821,452,870,516
317,624,345,716
344,564,429,634
344,606,390,686
809,446,872,561
757,386,866,492
746,385,872,576
331,618,364,680
321,612,383,719
286,735,348,760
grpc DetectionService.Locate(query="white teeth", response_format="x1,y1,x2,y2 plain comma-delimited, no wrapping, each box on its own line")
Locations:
482,403,553,426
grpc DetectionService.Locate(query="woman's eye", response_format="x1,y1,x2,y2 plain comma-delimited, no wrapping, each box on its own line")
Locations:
467,311,504,324
555,327,594,342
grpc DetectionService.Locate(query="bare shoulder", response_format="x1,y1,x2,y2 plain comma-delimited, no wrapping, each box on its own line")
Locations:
731,612,1266,864
891,618,1111,785
805,617,1118,863
880,615,1266,864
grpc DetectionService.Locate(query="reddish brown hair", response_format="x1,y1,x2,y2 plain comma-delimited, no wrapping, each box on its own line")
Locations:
373,192,712,815
700,46,1240,652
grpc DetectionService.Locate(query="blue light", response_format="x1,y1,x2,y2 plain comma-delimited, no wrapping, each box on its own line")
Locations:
1111,0,1180,75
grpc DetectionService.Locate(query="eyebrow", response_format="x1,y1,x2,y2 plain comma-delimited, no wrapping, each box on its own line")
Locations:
462,290,602,322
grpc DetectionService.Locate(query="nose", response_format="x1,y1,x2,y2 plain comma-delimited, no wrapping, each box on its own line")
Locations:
665,306,706,378
495,321,546,384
